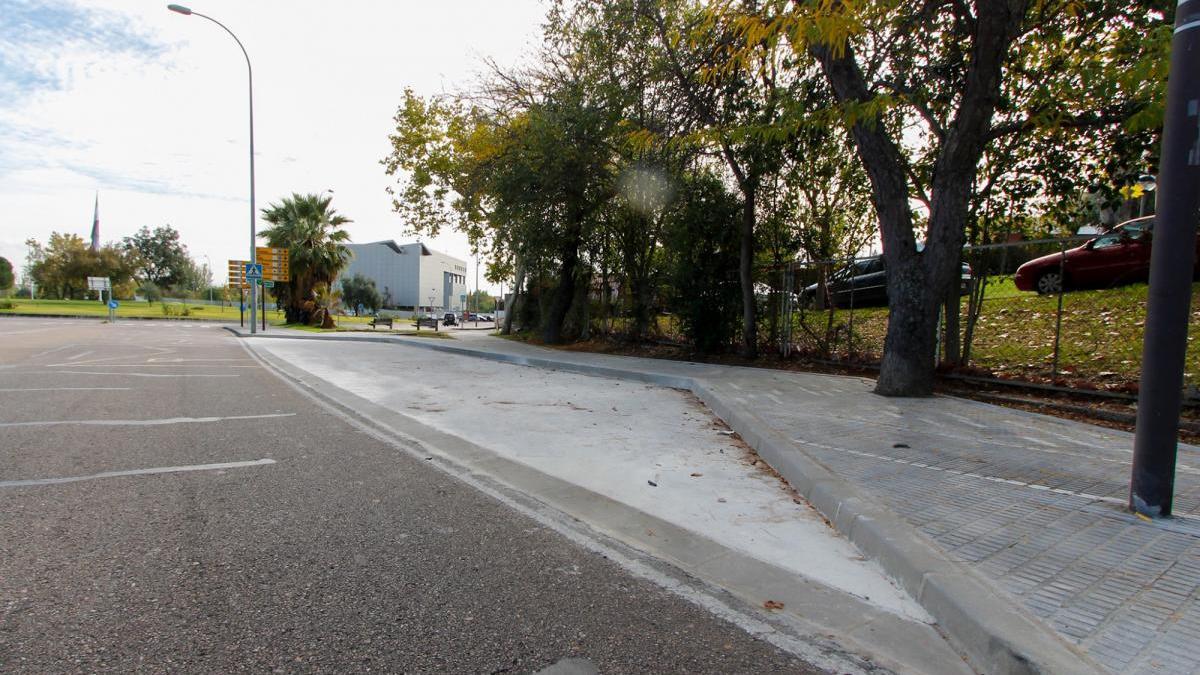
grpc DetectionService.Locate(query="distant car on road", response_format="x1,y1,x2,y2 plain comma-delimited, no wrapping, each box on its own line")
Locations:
442,312,457,326
800,255,973,308
1013,216,1170,294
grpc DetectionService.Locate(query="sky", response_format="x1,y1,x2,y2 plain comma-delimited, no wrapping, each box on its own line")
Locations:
0,0,547,292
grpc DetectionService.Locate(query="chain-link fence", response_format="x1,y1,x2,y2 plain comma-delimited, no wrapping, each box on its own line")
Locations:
772,233,1200,394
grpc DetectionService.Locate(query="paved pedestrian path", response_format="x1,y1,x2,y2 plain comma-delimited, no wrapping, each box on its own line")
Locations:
233,327,1200,674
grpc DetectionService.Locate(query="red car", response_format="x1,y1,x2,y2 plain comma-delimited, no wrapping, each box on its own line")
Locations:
1014,217,1164,294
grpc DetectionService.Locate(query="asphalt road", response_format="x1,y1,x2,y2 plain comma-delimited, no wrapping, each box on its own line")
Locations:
0,318,818,673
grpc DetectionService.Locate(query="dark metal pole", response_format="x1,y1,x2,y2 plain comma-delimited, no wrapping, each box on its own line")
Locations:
261,281,266,332
1131,0,1200,519
240,287,245,328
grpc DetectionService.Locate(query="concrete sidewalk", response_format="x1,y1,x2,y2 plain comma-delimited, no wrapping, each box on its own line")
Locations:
229,327,1200,674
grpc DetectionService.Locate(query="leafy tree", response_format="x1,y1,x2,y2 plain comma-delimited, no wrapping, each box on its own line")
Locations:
0,256,13,293
721,0,1167,395
24,233,138,300
139,281,163,304
340,274,383,314
259,193,353,325
123,225,192,290
465,289,495,313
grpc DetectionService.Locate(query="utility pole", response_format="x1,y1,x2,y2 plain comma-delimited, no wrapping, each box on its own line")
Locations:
1130,0,1200,519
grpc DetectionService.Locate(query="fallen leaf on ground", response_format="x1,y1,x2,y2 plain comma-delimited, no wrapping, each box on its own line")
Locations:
763,600,785,611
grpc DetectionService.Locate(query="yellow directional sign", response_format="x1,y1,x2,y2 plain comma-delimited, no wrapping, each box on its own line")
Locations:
227,259,251,288
255,247,290,281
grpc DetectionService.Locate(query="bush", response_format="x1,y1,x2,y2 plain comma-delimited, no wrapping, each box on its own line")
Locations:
662,173,743,353
0,300,15,310
160,302,190,317
140,282,163,304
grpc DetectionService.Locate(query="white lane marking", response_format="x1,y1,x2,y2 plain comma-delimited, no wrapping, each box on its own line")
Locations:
0,387,131,392
803,441,1200,522
35,371,240,378
0,413,295,428
0,327,61,336
239,341,870,674
146,358,251,363
941,412,988,429
65,350,94,361
0,458,276,488
29,344,77,360
46,364,257,368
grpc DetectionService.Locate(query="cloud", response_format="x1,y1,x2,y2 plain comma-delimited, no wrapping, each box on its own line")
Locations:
0,0,166,103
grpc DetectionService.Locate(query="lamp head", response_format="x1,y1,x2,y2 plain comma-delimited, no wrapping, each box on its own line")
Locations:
167,4,193,15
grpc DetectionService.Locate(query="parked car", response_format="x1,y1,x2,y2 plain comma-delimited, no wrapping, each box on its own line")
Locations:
800,255,973,308
442,312,457,325
1013,216,1164,294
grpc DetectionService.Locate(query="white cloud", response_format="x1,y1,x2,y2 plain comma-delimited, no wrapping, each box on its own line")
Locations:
0,0,546,291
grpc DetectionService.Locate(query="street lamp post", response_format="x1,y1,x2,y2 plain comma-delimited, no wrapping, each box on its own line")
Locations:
168,4,257,334
202,254,213,304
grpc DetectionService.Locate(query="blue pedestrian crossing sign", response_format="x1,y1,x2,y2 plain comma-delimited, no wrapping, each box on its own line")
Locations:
244,263,264,279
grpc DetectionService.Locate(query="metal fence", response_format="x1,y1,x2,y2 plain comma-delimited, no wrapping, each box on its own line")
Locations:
772,235,1199,393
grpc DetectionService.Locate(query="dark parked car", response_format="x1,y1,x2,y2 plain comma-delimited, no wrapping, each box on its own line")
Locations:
801,255,973,308
1013,216,1167,294
442,312,458,325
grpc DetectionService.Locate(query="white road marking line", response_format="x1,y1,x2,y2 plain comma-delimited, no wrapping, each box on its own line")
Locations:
0,413,295,428
0,458,276,488
941,412,988,429
146,358,251,363
1020,435,1059,448
803,441,1200,522
0,387,131,392
37,371,240,378
29,344,77,360
65,350,94,361
46,363,257,368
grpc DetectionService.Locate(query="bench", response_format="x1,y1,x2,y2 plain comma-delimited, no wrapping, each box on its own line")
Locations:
416,317,439,329
368,316,393,330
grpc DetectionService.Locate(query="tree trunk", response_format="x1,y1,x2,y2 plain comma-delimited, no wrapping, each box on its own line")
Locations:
814,1,1026,395
739,186,757,357
502,258,525,335
543,233,581,344
942,282,961,365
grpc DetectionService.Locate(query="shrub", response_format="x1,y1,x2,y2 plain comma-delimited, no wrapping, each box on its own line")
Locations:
0,300,15,310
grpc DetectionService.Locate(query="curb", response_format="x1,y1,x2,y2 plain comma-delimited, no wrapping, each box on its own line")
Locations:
227,327,1105,675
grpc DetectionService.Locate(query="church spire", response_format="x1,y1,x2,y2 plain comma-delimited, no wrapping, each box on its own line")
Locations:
90,192,100,251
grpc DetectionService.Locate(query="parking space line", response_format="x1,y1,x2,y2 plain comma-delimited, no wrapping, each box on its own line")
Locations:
35,371,241,378
0,387,131,392
0,458,277,488
0,413,295,428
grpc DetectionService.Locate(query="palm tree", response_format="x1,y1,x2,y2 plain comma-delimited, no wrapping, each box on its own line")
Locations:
259,193,353,325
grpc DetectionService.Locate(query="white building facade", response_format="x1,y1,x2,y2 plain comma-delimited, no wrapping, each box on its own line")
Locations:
342,241,467,312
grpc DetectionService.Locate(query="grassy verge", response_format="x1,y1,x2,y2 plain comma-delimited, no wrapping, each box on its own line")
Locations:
0,299,377,328
792,278,1200,389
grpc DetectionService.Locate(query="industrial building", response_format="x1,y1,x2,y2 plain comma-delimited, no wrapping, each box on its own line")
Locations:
341,241,467,313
